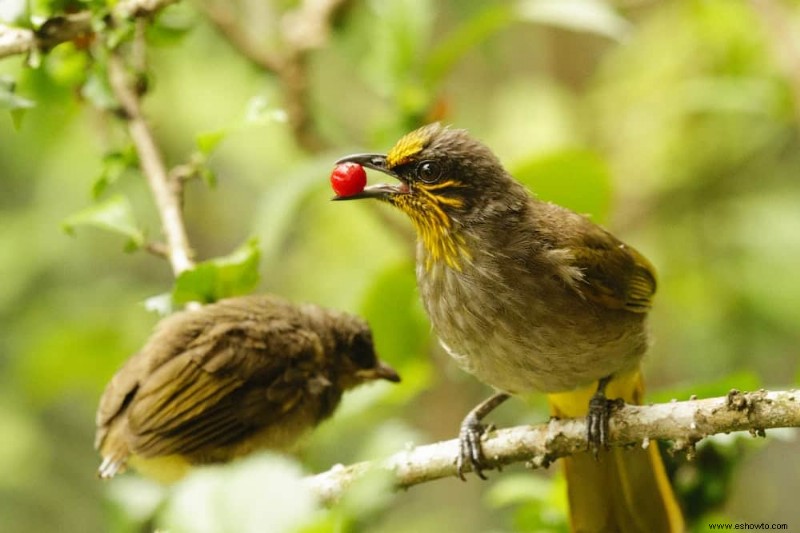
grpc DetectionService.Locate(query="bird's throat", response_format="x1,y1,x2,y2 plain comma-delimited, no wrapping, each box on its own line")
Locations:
412,216,471,271
389,190,471,271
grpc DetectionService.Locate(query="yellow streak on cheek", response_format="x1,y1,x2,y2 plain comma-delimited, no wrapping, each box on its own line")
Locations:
419,180,465,209
394,194,469,272
434,195,464,209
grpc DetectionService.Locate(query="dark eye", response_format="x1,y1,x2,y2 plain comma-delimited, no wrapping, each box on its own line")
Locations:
349,331,376,368
416,160,440,183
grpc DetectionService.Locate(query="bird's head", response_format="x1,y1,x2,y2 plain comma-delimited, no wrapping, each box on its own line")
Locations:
335,124,526,269
326,312,400,389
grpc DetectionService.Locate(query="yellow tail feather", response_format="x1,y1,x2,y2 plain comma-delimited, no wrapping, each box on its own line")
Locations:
547,368,685,533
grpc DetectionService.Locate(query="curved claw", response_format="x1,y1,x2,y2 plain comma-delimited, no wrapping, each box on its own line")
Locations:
457,413,488,480
587,393,610,458
587,375,626,458
455,392,510,480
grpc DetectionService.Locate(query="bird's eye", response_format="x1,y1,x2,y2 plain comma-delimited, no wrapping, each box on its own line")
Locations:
416,161,440,183
349,332,376,368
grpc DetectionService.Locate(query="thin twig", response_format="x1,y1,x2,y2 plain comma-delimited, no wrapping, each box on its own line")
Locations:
306,389,800,504
197,2,283,72
144,241,169,258
2,0,197,278
0,0,178,60
107,51,194,276
0,23,34,58
199,0,351,152
200,0,416,247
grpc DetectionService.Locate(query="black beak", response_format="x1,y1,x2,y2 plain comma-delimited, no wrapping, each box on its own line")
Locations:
332,153,408,201
335,153,395,175
356,361,401,383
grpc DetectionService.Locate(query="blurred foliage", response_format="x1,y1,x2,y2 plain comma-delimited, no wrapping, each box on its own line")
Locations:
61,194,145,251
1,0,799,532
171,237,261,304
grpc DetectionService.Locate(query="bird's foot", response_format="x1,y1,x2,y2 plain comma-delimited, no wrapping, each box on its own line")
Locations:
587,376,624,458
587,390,610,458
457,412,490,480
456,392,510,480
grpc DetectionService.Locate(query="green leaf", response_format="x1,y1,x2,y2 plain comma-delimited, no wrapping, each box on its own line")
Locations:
61,194,145,249
42,37,91,87
93,146,139,199
515,0,632,42
172,238,261,304
513,148,612,222
195,130,226,156
0,75,36,111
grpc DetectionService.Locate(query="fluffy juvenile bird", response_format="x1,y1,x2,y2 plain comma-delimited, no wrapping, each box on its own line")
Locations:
95,295,399,482
335,123,684,533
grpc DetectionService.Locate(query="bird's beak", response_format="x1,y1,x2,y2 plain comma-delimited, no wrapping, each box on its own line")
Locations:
356,361,401,383
332,153,410,201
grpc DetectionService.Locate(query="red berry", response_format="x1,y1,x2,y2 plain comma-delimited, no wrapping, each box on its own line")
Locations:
330,163,367,197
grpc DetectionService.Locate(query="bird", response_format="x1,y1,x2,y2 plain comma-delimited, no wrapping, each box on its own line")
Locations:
95,294,400,483
334,123,684,532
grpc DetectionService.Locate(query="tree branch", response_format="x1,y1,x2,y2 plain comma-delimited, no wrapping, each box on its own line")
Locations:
107,51,194,276
196,2,283,72
2,1,199,279
0,0,178,60
306,389,800,504
199,0,351,153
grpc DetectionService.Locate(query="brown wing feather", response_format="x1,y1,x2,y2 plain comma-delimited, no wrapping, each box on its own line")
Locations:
94,353,146,450
124,320,325,459
569,220,657,313
530,202,657,313
95,308,211,450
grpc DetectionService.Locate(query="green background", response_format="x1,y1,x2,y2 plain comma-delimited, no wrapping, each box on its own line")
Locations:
1,0,798,531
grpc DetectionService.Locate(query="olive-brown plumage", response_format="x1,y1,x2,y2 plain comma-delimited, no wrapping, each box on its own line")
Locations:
336,123,683,532
336,123,654,393
95,295,399,481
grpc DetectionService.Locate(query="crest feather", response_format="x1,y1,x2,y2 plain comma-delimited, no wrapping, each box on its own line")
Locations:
386,123,445,168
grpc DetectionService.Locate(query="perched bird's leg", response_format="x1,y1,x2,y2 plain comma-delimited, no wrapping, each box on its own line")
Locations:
334,124,684,530
457,392,511,480
587,375,617,457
